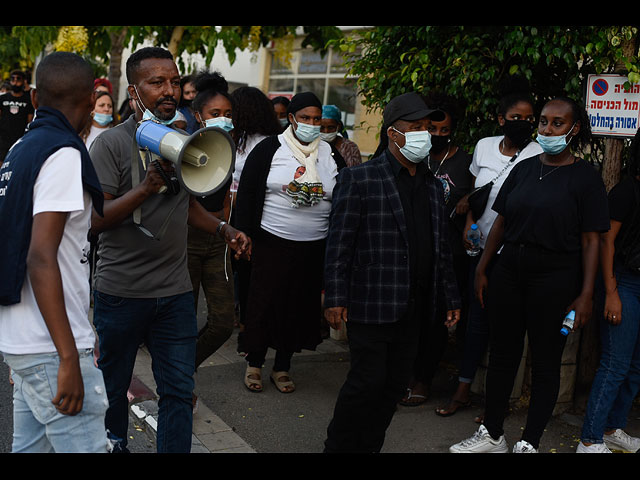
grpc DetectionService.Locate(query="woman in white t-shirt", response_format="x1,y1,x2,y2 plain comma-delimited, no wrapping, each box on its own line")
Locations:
435,81,542,419
235,92,345,394
230,86,284,197
82,91,116,151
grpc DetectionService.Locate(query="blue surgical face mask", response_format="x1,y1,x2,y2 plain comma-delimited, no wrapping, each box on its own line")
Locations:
279,117,289,129
292,118,321,143
133,84,179,126
392,127,432,163
536,123,576,155
204,116,234,132
93,112,112,126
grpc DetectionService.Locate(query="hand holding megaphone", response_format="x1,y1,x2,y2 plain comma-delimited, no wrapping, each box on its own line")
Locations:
140,157,178,195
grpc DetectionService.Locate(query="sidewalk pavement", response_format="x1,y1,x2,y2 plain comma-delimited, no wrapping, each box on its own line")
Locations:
124,325,640,454
128,338,257,453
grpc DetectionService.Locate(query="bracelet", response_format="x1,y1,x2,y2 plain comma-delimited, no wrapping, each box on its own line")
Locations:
216,220,227,237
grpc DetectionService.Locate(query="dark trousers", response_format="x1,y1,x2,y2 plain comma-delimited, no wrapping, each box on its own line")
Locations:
246,349,294,372
412,252,469,384
93,291,197,453
324,318,421,453
458,252,497,382
483,243,581,449
187,225,235,369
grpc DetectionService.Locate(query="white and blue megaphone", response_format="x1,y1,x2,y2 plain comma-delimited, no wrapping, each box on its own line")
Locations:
135,120,235,197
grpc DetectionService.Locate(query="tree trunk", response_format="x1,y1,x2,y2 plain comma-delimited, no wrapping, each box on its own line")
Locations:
168,26,185,59
574,34,637,410
108,27,128,108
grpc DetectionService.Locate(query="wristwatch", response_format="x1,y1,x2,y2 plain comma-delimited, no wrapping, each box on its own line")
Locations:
216,220,227,237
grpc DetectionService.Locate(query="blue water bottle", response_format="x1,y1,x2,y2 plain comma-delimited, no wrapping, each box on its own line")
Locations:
466,224,482,257
560,310,576,336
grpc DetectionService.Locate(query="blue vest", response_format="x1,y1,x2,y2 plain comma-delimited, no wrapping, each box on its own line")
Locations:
0,106,104,305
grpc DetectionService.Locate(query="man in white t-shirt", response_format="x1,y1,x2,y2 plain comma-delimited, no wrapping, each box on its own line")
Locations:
0,52,109,453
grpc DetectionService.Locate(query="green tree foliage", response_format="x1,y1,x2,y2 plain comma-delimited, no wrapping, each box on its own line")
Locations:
0,25,342,114
1,26,342,100
3,26,342,72
336,25,640,161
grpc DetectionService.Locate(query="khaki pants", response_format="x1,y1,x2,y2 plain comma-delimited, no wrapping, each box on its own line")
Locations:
187,225,235,369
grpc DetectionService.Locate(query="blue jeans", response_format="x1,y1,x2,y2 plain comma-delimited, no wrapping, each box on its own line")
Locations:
581,266,640,444
93,291,197,453
3,349,110,453
458,252,494,383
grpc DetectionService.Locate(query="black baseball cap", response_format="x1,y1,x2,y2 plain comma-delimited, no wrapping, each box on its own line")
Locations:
383,92,445,126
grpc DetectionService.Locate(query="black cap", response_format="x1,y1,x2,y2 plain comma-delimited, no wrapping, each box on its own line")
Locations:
287,91,322,116
383,92,445,127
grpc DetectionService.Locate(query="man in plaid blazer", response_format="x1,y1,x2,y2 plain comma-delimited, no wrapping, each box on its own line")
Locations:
323,92,461,453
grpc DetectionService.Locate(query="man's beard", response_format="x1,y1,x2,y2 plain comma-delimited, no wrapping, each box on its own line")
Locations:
153,96,177,121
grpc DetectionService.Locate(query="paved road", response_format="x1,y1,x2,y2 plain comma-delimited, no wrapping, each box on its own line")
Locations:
3,291,640,454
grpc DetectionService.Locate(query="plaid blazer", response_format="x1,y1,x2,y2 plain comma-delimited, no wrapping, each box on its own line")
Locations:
324,150,461,325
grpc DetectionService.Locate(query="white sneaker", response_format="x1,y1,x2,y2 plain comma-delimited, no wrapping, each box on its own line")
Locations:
512,440,538,453
576,441,612,453
604,429,640,453
449,425,508,453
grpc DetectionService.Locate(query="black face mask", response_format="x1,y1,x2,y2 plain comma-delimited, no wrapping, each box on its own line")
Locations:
430,134,451,154
502,120,534,148
10,84,23,93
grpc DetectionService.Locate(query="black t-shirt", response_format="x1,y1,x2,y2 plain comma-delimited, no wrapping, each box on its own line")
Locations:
428,148,473,211
388,153,433,306
0,91,34,149
608,176,640,264
196,176,232,213
428,147,472,254
492,155,610,253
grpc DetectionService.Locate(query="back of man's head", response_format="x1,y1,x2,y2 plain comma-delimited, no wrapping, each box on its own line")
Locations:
35,51,93,110
126,47,174,85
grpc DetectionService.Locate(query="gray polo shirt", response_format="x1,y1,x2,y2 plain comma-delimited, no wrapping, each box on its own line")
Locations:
89,115,193,298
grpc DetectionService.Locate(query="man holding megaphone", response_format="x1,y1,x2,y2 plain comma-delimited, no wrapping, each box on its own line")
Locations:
87,47,251,453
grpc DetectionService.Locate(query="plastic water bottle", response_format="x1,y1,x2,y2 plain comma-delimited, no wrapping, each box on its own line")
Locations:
560,310,575,336
466,224,482,257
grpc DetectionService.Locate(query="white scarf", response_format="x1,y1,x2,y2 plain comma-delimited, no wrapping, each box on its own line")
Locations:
283,125,322,184
282,125,324,207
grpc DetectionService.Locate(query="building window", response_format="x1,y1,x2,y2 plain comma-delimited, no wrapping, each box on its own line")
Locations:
268,47,357,131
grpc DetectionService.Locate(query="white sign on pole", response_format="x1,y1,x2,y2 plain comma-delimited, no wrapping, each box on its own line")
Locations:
586,74,640,137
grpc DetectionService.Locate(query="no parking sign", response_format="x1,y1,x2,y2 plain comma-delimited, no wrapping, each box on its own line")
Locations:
586,74,640,137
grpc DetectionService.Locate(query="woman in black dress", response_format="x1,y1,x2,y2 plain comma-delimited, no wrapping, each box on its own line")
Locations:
235,92,346,393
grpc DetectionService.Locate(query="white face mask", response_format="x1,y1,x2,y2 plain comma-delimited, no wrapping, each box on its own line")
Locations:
320,131,338,143
392,127,432,163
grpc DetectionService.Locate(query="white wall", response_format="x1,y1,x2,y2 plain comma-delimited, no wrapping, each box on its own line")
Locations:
117,40,266,106
186,43,266,88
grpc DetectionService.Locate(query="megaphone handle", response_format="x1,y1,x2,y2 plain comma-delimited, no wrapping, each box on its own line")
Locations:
151,159,179,195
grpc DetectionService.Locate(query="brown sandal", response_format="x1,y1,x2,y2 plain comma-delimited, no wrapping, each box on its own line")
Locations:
270,371,295,393
244,366,263,392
